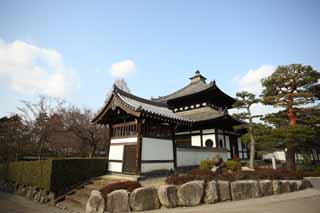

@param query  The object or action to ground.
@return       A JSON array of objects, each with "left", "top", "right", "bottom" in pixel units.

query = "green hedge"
[
  {"left": 5, "top": 158, "right": 107, "bottom": 196},
  {"left": 0, "top": 164, "right": 6, "bottom": 180}
]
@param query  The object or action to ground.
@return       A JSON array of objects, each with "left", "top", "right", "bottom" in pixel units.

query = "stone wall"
[
  {"left": 86, "top": 179, "right": 313, "bottom": 213},
  {"left": 0, "top": 180, "right": 55, "bottom": 204}
]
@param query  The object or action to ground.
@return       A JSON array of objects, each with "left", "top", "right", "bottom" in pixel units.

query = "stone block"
[
  {"left": 230, "top": 180, "right": 261, "bottom": 200},
  {"left": 217, "top": 181, "right": 231, "bottom": 201},
  {"left": 130, "top": 186, "right": 160, "bottom": 211},
  {"left": 259, "top": 180, "right": 273, "bottom": 196},
  {"left": 177, "top": 180, "right": 204, "bottom": 207},
  {"left": 158, "top": 185, "right": 177, "bottom": 208},
  {"left": 86, "top": 190, "right": 105, "bottom": 213},
  {"left": 106, "top": 189, "right": 130, "bottom": 213},
  {"left": 204, "top": 180, "right": 219, "bottom": 204}
]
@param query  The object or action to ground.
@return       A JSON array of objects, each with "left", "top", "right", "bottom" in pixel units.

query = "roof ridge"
[
  {"left": 152, "top": 81, "right": 214, "bottom": 102},
  {"left": 114, "top": 84, "right": 168, "bottom": 107}
]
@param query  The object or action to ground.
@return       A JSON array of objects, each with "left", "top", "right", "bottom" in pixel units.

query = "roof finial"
[{"left": 190, "top": 70, "right": 206, "bottom": 83}]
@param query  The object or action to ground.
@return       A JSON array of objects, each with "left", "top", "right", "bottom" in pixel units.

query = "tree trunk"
[
  {"left": 286, "top": 146, "right": 296, "bottom": 171},
  {"left": 287, "top": 106, "right": 297, "bottom": 171},
  {"left": 249, "top": 133, "right": 255, "bottom": 169},
  {"left": 89, "top": 144, "right": 96, "bottom": 158}
]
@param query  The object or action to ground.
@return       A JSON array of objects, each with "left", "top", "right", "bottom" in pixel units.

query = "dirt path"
[{"left": 0, "top": 192, "right": 64, "bottom": 213}]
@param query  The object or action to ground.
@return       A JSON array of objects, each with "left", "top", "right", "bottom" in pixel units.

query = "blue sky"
[{"left": 0, "top": 0, "right": 320, "bottom": 117}]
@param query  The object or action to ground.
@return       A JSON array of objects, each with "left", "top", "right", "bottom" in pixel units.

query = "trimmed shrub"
[
  {"left": 0, "top": 164, "right": 6, "bottom": 180},
  {"left": 5, "top": 158, "right": 108, "bottom": 196},
  {"left": 225, "top": 160, "right": 241, "bottom": 171},
  {"left": 100, "top": 181, "right": 141, "bottom": 198},
  {"left": 50, "top": 158, "right": 108, "bottom": 195},
  {"left": 200, "top": 160, "right": 216, "bottom": 170}
]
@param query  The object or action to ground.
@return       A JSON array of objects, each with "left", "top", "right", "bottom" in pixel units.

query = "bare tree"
[
  {"left": 17, "top": 96, "right": 65, "bottom": 159},
  {"left": 59, "top": 106, "right": 108, "bottom": 158}
]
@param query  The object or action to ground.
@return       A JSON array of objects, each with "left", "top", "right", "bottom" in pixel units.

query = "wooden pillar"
[
  {"left": 136, "top": 119, "right": 142, "bottom": 174},
  {"left": 172, "top": 125, "right": 177, "bottom": 170},
  {"left": 200, "top": 129, "right": 203, "bottom": 147},
  {"left": 106, "top": 124, "right": 113, "bottom": 171}
]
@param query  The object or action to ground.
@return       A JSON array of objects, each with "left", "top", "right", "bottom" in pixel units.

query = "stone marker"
[
  {"left": 204, "top": 180, "right": 219, "bottom": 204},
  {"left": 177, "top": 180, "right": 204, "bottom": 206},
  {"left": 107, "top": 189, "right": 130, "bottom": 213},
  {"left": 86, "top": 190, "right": 105, "bottom": 213},
  {"left": 259, "top": 180, "right": 273, "bottom": 196},
  {"left": 217, "top": 181, "right": 231, "bottom": 201},
  {"left": 230, "top": 180, "right": 261, "bottom": 200},
  {"left": 130, "top": 186, "right": 160, "bottom": 211},
  {"left": 158, "top": 185, "right": 177, "bottom": 208}
]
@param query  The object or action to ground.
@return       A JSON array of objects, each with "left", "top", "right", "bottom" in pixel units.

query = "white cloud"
[
  {"left": 236, "top": 65, "right": 275, "bottom": 95},
  {"left": 0, "top": 39, "right": 77, "bottom": 98},
  {"left": 232, "top": 65, "right": 278, "bottom": 118},
  {"left": 110, "top": 59, "right": 136, "bottom": 78}
]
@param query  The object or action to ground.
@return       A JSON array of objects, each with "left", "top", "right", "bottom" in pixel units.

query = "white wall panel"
[
  {"left": 111, "top": 137, "right": 137, "bottom": 144},
  {"left": 109, "top": 145, "right": 124, "bottom": 160},
  {"left": 191, "top": 135, "right": 201, "bottom": 146},
  {"left": 141, "top": 163, "right": 174, "bottom": 173},
  {"left": 202, "top": 129, "right": 215, "bottom": 134},
  {"left": 202, "top": 134, "right": 216, "bottom": 147},
  {"left": 108, "top": 162, "right": 122, "bottom": 172},
  {"left": 177, "top": 147, "right": 228, "bottom": 167},
  {"left": 142, "top": 137, "right": 173, "bottom": 161}
]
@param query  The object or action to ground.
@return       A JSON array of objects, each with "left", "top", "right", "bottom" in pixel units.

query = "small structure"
[{"left": 92, "top": 71, "right": 248, "bottom": 174}]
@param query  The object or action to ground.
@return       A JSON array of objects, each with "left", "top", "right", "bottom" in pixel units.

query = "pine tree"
[
  {"left": 233, "top": 91, "right": 260, "bottom": 169},
  {"left": 261, "top": 64, "right": 320, "bottom": 170}
]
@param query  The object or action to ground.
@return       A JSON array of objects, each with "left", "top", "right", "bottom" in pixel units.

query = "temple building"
[{"left": 92, "top": 71, "right": 248, "bottom": 174}]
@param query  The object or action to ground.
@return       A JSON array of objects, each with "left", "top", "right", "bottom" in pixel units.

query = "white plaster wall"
[
  {"left": 263, "top": 151, "right": 286, "bottom": 161},
  {"left": 237, "top": 138, "right": 242, "bottom": 151},
  {"left": 141, "top": 137, "right": 173, "bottom": 160},
  {"left": 141, "top": 163, "right": 174, "bottom": 173},
  {"left": 202, "top": 134, "right": 216, "bottom": 147},
  {"left": 177, "top": 148, "right": 228, "bottom": 167},
  {"left": 202, "top": 129, "right": 215, "bottom": 134},
  {"left": 217, "top": 129, "right": 225, "bottom": 146},
  {"left": 225, "top": 138, "right": 231, "bottom": 159},
  {"left": 191, "top": 135, "right": 201, "bottom": 146},
  {"left": 108, "top": 162, "right": 122, "bottom": 172},
  {"left": 109, "top": 145, "right": 124, "bottom": 160},
  {"left": 111, "top": 137, "right": 137, "bottom": 144}
]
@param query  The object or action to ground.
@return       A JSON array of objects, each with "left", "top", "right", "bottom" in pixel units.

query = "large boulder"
[
  {"left": 86, "top": 190, "right": 105, "bottom": 213},
  {"left": 177, "top": 180, "right": 204, "bottom": 206},
  {"left": 298, "top": 179, "right": 313, "bottom": 190},
  {"left": 158, "top": 185, "right": 177, "bottom": 208},
  {"left": 217, "top": 181, "right": 231, "bottom": 201},
  {"left": 130, "top": 186, "right": 160, "bottom": 211},
  {"left": 107, "top": 189, "right": 130, "bottom": 213},
  {"left": 204, "top": 180, "right": 219, "bottom": 204},
  {"left": 289, "top": 181, "right": 298, "bottom": 192},
  {"left": 259, "top": 180, "right": 273, "bottom": 196},
  {"left": 272, "top": 180, "right": 290, "bottom": 194},
  {"left": 230, "top": 180, "right": 261, "bottom": 200}
]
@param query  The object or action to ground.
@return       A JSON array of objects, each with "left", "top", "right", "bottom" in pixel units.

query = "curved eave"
[{"left": 166, "top": 84, "right": 235, "bottom": 108}]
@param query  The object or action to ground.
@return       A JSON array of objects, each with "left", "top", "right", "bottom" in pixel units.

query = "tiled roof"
[
  {"left": 175, "top": 107, "right": 224, "bottom": 122},
  {"left": 115, "top": 88, "right": 192, "bottom": 123},
  {"left": 152, "top": 81, "right": 215, "bottom": 103}
]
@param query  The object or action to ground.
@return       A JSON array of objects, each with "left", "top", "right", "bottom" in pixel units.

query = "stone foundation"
[
  {"left": 85, "top": 179, "right": 313, "bottom": 213},
  {"left": 0, "top": 180, "right": 54, "bottom": 204}
]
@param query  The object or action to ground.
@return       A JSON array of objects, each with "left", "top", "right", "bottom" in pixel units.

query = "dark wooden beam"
[
  {"left": 136, "top": 119, "right": 142, "bottom": 174},
  {"left": 172, "top": 125, "right": 177, "bottom": 169}
]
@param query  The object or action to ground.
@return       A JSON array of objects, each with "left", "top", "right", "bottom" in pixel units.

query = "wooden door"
[
  {"left": 229, "top": 135, "right": 239, "bottom": 159},
  {"left": 123, "top": 145, "right": 137, "bottom": 173}
]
